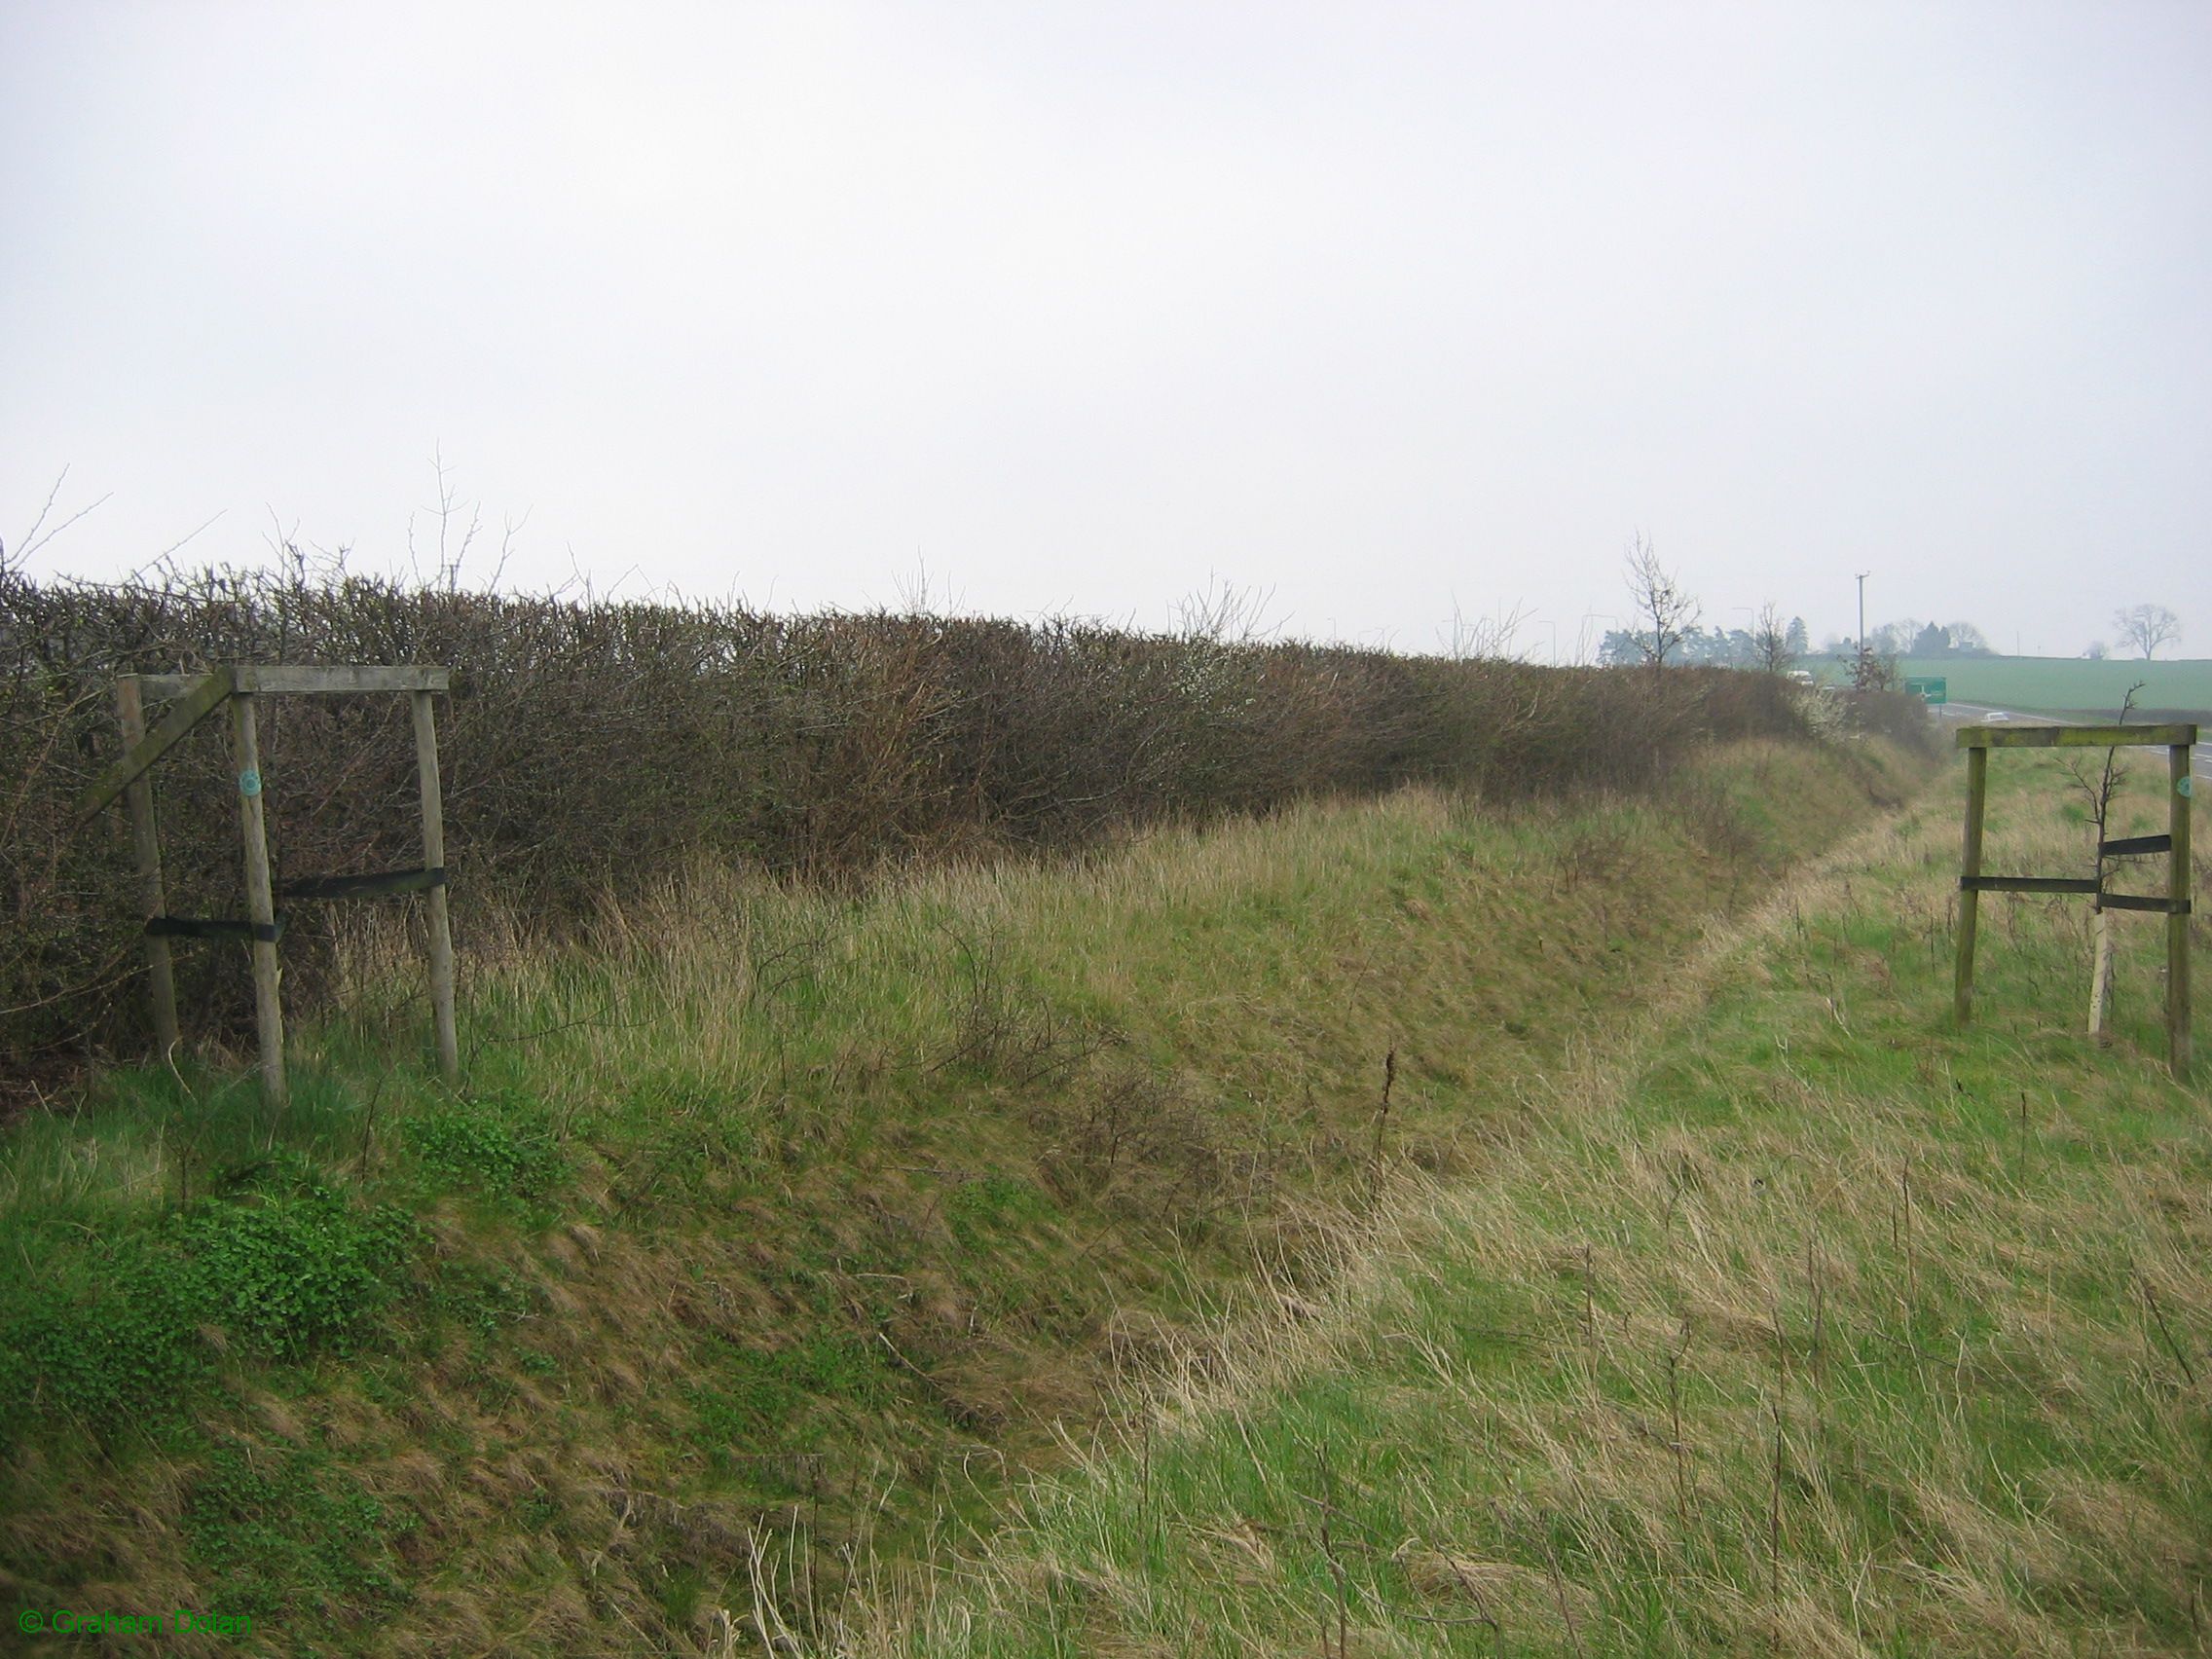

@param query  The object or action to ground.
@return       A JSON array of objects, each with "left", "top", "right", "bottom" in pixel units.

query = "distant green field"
[{"left": 1889, "top": 655, "right": 2212, "bottom": 716}]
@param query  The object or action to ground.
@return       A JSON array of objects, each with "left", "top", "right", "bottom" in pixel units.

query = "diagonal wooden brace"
[{"left": 74, "top": 669, "right": 236, "bottom": 822}]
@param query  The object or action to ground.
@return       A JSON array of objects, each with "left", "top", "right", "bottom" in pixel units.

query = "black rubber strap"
[
  {"left": 276, "top": 866, "right": 447, "bottom": 901},
  {"left": 1960, "top": 875, "right": 2100, "bottom": 895},
  {"left": 145, "top": 914, "right": 287, "bottom": 943},
  {"left": 2099, "top": 833, "right": 2174, "bottom": 858}
]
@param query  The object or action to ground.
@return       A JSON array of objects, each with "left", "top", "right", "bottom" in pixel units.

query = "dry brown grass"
[
  {"left": 0, "top": 737, "right": 1924, "bottom": 1655},
  {"left": 2, "top": 560, "right": 1817, "bottom": 1086},
  {"left": 812, "top": 755, "right": 2209, "bottom": 1658}
]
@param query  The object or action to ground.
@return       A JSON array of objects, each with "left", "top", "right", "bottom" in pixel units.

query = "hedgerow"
[{"left": 2, "top": 560, "right": 1806, "bottom": 1082}]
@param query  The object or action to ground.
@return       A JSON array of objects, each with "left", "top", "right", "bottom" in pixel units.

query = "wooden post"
[
  {"left": 2089, "top": 788, "right": 2114, "bottom": 1041},
  {"left": 2170, "top": 742, "right": 2194, "bottom": 1080},
  {"left": 1955, "top": 744, "right": 1988, "bottom": 1026},
  {"left": 116, "top": 677, "right": 181, "bottom": 1056},
  {"left": 2088, "top": 903, "right": 2115, "bottom": 1041},
  {"left": 230, "top": 691, "right": 287, "bottom": 1105},
  {"left": 412, "top": 689, "right": 459, "bottom": 1082}
]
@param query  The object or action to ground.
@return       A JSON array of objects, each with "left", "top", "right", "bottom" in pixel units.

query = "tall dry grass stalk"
[{"left": 806, "top": 757, "right": 2208, "bottom": 1658}]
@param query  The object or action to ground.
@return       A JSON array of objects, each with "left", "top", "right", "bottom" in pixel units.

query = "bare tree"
[
  {"left": 1437, "top": 597, "right": 1530, "bottom": 661},
  {"left": 1174, "top": 576, "right": 1283, "bottom": 644},
  {"left": 1851, "top": 644, "right": 1899, "bottom": 691},
  {"left": 12, "top": 466, "right": 112, "bottom": 569},
  {"left": 2062, "top": 683, "right": 2144, "bottom": 1038},
  {"left": 1622, "top": 534, "right": 1699, "bottom": 670},
  {"left": 2113, "top": 603, "right": 2182, "bottom": 660},
  {"left": 1872, "top": 618, "right": 1924, "bottom": 657},
  {"left": 1751, "top": 601, "right": 1793, "bottom": 675}
]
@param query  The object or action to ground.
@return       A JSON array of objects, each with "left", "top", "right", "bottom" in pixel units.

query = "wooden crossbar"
[
  {"left": 1955, "top": 722, "right": 2196, "bottom": 749},
  {"left": 135, "top": 665, "right": 451, "bottom": 699}
]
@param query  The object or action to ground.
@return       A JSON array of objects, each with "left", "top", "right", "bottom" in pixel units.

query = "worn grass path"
[{"left": 823, "top": 752, "right": 2210, "bottom": 1658}]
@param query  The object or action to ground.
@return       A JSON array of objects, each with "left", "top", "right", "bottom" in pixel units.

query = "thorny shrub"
[{"left": 2, "top": 561, "right": 1808, "bottom": 1088}]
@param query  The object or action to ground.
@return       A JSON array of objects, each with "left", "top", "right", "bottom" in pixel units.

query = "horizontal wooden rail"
[
  {"left": 1955, "top": 722, "right": 2196, "bottom": 750},
  {"left": 135, "top": 665, "right": 452, "bottom": 699}
]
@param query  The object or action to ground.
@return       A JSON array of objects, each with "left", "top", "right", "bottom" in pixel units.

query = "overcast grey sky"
[{"left": 6, "top": 1, "right": 2208, "bottom": 658}]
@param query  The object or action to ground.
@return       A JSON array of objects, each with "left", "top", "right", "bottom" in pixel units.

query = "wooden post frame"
[
  {"left": 84, "top": 664, "right": 457, "bottom": 1102},
  {"left": 1953, "top": 721, "right": 2194, "bottom": 1080}
]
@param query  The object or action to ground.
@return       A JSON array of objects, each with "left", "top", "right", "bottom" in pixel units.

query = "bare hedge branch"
[{"left": 0, "top": 565, "right": 1808, "bottom": 1091}]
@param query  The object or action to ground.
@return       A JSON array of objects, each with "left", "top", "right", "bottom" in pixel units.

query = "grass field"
[
  {"left": 0, "top": 736, "right": 1921, "bottom": 1655},
  {"left": 1890, "top": 656, "right": 2212, "bottom": 719},
  {"left": 829, "top": 749, "right": 2211, "bottom": 1657}
]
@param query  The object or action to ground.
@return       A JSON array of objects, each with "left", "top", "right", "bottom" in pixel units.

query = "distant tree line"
[
  {"left": 1822, "top": 606, "right": 2186, "bottom": 664},
  {"left": 1598, "top": 616, "right": 1809, "bottom": 670},
  {"left": 1605, "top": 530, "right": 2187, "bottom": 672},
  {"left": 1812, "top": 619, "right": 1995, "bottom": 659},
  {"left": 1604, "top": 539, "right": 1809, "bottom": 672},
  {"left": 1603, "top": 538, "right": 2009, "bottom": 675}
]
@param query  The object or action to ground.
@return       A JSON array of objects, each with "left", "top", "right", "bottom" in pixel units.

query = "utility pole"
[{"left": 1849, "top": 574, "right": 1866, "bottom": 685}]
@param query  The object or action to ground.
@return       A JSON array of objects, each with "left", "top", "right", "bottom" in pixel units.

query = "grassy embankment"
[
  {"left": 0, "top": 735, "right": 1913, "bottom": 1655},
  {"left": 1891, "top": 657, "right": 2212, "bottom": 721},
  {"left": 825, "top": 739, "right": 2211, "bottom": 1657}
]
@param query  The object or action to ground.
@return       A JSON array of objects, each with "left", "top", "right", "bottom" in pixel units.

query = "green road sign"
[{"left": 1904, "top": 676, "right": 1948, "bottom": 706}]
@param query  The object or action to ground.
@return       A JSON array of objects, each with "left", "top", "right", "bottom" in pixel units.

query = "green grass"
[
  {"left": 0, "top": 737, "right": 1924, "bottom": 1654},
  {"left": 1891, "top": 655, "right": 2212, "bottom": 719},
  {"left": 831, "top": 753, "right": 2210, "bottom": 1658}
]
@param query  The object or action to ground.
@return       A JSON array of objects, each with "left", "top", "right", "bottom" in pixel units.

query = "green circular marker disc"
[
  {"left": 239, "top": 769, "right": 262, "bottom": 797},
  {"left": 2179, "top": 775, "right": 2194, "bottom": 798}
]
